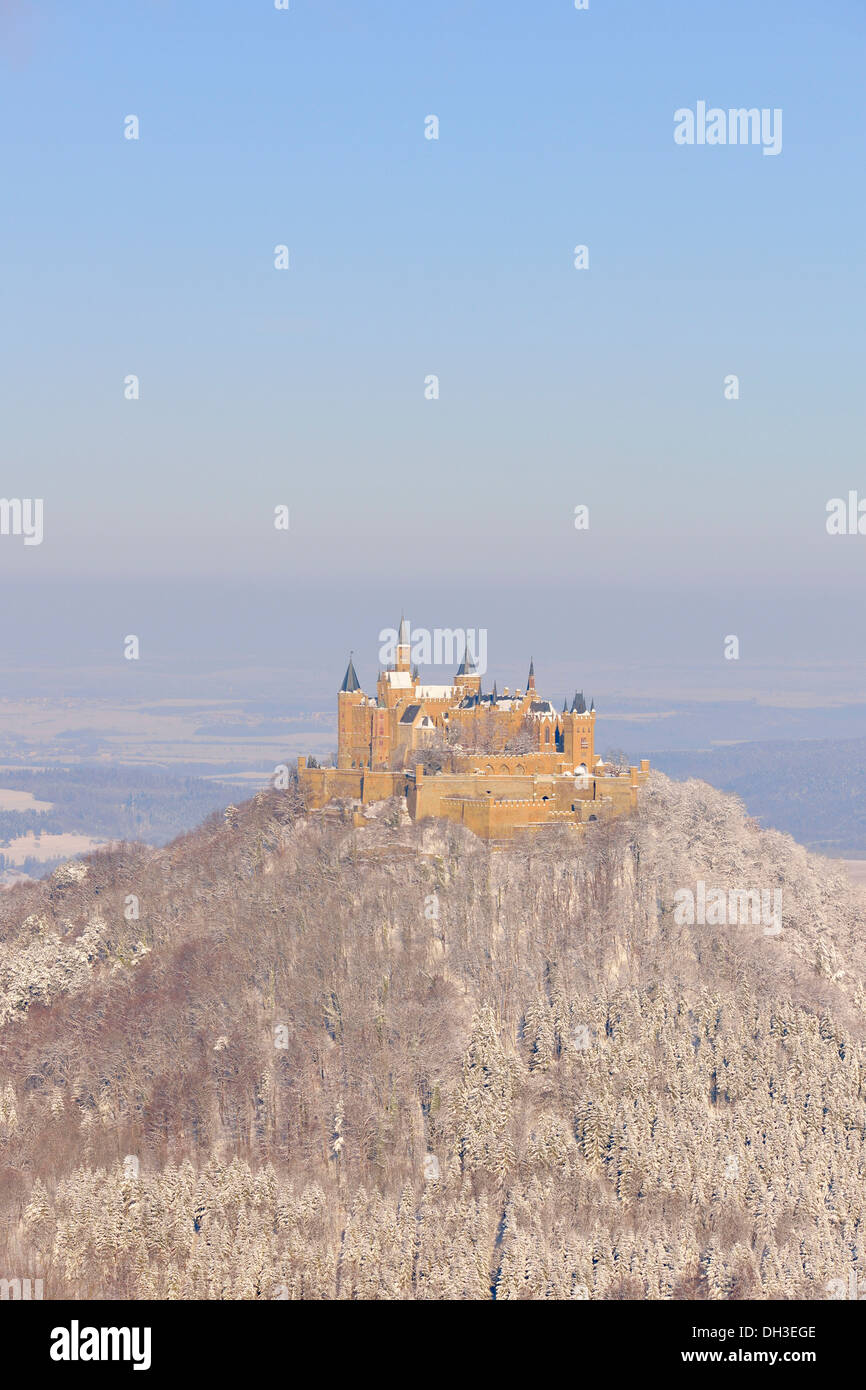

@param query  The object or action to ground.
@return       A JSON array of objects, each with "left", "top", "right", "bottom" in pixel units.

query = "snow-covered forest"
[{"left": 1, "top": 774, "right": 864, "bottom": 1299}]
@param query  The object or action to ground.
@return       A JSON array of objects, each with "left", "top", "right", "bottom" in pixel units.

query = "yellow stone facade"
[{"left": 298, "top": 617, "right": 650, "bottom": 841}]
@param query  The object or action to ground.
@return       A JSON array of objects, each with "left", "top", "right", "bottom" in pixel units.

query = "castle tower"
[
  {"left": 527, "top": 658, "right": 536, "bottom": 694},
  {"left": 371, "top": 702, "right": 391, "bottom": 769},
  {"left": 396, "top": 613, "right": 411, "bottom": 673},
  {"left": 562, "top": 689, "right": 595, "bottom": 770},
  {"left": 337, "top": 654, "right": 372, "bottom": 768},
  {"left": 453, "top": 633, "right": 482, "bottom": 698}
]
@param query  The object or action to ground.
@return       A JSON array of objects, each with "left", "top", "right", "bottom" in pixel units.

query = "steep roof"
[
  {"left": 530, "top": 699, "right": 556, "bottom": 716},
  {"left": 455, "top": 636, "right": 477, "bottom": 676},
  {"left": 340, "top": 656, "right": 361, "bottom": 693}
]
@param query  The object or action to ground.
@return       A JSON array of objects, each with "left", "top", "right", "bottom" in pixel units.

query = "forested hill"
[
  {"left": 1, "top": 774, "right": 864, "bottom": 1300},
  {"left": 651, "top": 735, "right": 866, "bottom": 855}
]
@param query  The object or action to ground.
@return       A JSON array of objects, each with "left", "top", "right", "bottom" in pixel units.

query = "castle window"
[
  {"left": 581, "top": 738, "right": 588, "bottom": 749},
  {"left": 545, "top": 726, "right": 550, "bottom": 744}
]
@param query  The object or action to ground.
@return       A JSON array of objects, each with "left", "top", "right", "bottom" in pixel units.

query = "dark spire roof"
[
  {"left": 493, "top": 681, "right": 498, "bottom": 701},
  {"left": 590, "top": 696, "right": 595, "bottom": 712},
  {"left": 572, "top": 690, "right": 587, "bottom": 714},
  {"left": 527, "top": 657, "right": 535, "bottom": 685},
  {"left": 398, "top": 612, "right": 409, "bottom": 646},
  {"left": 340, "top": 653, "right": 361, "bottom": 693},
  {"left": 411, "top": 664, "right": 420, "bottom": 681},
  {"left": 562, "top": 697, "right": 568, "bottom": 714},
  {"left": 456, "top": 634, "right": 477, "bottom": 676}
]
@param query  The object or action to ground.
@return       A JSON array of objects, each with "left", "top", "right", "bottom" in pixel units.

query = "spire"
[
  {"left": 456, "top": 633, "right": 477, "bottom": 676},
  {"left": 571, "top": 690, "right": 587, "bottom": 714},
  {"left": 395, "top": 611, "right": 411, "bottom": 672},
  {"left": 493, "top": 681, "right": 498, "bottom": 702},
  {"left": 340, "top": 653, "right": 361, "bottom": 693},
  {"left": 562, "top": 696, "right": 568, "bottom": 714},
  {"left": 527, "top": 657, "right": 536, "bottom": 691},
  {"left": 411, "top": 664, "right": 420, "bottom": 682},
  {"left": 589, "top": 696, "right": 595, "bottom": 713}
]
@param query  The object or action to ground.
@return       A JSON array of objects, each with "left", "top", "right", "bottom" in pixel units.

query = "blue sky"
[{"left": 1, "top": 1, "right": 865, "bottom": 709}]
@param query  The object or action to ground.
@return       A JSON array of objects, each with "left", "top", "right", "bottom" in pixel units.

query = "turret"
[
  {"left": 454, "top": 632, "right": 482, "bottom": 697},
  {"left": 396, "top": 613, "right": 411, "bottom": 673},
  {"left": 563, "top": 689, "right": 595, "bottom": 769},
  {"left": 337, "top": 653, "right": 371, "bottom": 768}
]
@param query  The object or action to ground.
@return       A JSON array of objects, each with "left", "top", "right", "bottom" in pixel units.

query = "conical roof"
[
  {"left": 456, "top": 635, "right": 477, "bottom": 675},
  {"left": 340, "top": 654, "right": 361, "bottom": 693}
]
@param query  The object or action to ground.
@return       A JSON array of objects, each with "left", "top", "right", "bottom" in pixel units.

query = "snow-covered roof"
[
  {"left": 529, "top": 700, "right": 557, "bottom": 718},
  {"left": 417, "top": 684, "right": 453, "bottom": 699}
]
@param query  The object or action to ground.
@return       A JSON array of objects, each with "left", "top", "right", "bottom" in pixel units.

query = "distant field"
[
  {"left": 0, "top": 788, "right": 53, "bottom": 812},
  {"left": 2, "top": 831, "right": 108, "bottom": 865},
  {"left": 0, "top": 695, "right": 335, "bottom": 769},
  {"left": 0, "top": 765, "right": 244, "bottom": 884}
]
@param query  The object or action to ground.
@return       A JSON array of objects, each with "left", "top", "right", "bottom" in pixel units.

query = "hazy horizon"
[{"left": 2, "top": 2, "right": 864, "bottom": 780}]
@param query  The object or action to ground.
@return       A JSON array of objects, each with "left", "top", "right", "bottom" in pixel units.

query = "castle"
[{"left": 298, "top": 616, "right": 650, "bottom": 841}]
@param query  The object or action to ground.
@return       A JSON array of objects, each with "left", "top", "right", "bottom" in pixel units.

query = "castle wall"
[
  {"left": 454, "top": 752, "right": 573, "bottom": 776},
  {"left": 360, "top": 770, "right": 410, "bottom": 804},
  {"left": 410, "top": 771, "right": 538, "bottom": 820},
  {"left": 298, "top": 761, "right": 407, "bottom": 810},
  {"left": 298, "top": 764, "right": 363, "bottom": 808},
  {"left": 302, "top": 750, "right": 648, "bottom": 834}
]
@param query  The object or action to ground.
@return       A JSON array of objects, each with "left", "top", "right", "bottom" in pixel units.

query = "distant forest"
[
  {"left": 0, "top": 766, "right": 239, "bottom": 870},
  {"left": 651, "top": 736, "right": 866, "bottom": 856}
]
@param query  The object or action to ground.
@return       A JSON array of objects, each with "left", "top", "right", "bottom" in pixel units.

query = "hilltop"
[{"left": 0, "top": 773, "right": 864, "bottom": 1299}]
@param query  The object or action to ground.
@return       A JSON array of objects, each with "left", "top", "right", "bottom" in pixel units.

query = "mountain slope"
[{"left": 1, "top": 775, "right": 864, "bottom": 1300}]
